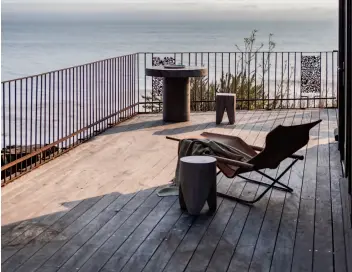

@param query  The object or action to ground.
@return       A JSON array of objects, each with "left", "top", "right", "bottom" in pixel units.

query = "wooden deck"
[{"left": 1, "top": 109, "right": 350, "bottom": 272}]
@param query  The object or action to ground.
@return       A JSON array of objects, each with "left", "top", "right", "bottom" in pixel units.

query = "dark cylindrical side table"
[{"left": 146, "top": 66, "right": 208, "bottom": 122}]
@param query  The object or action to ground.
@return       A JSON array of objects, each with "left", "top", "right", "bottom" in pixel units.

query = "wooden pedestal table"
[
  {"left": 179, "top": 156, "right": 217, "bottom": 215},
  {"left": 216, "top": 93, "right": 236, "bottom": 124},
  {"left": 145, "top": 66, "right": 208, "bottom": 122}
]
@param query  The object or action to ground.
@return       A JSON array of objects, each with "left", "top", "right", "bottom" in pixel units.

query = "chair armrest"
[
  {"left": 211, "top": 156, "right": 254, "bottom": 170},
  {"left": 166, "top": 136, "right": 181, "bottom": 142}
]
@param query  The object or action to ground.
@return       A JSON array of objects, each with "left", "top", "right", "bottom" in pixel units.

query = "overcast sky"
[{"left": 2, "top": 0, "right": 338, "bottom": 20}]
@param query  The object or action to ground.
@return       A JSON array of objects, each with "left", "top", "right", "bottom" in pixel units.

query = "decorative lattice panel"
[
  {"left": 301, "top": 55, "right": 321, "bottom": 94},
  {"left": 152, "top": 57, "right": 175, "bottom": 96}
]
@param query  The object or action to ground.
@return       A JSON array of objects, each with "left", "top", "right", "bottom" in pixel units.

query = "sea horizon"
[{"left": 1, "top": 15, "right": 338, "bottom": 81}]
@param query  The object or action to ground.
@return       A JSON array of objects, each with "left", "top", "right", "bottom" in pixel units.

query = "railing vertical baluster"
[
  {"left": 102, "top": 60, "right": 104, "bottom": 127},
  {"left": 84, "top": 66, "right": 87, "bottom": 139},
  {"left": 126, "top": 56, "right": 128, "bottom": 117},
  {"left": 215, "top": 53, "right": 217, "bottom": 96},
  {"left": 234, "top": 52, "right": 237, "bottom": 103},
  {"left": 332, "top": 51, "right": 335, "bottom": 107},
  {"left": 129, "top": 55, "right": 132, "bottom": 114},
  {"left": 20, "top": 79, "right": 23, "bottom": 171},
  {"left": 247, "top": 51, "right": 250, "bottom": 110},
  {"left": 95, "top": 63, "right": 97, "bottom": 134},
  {"left": 123, "top": 56, "right": 125, "bottom": 117},
  {"left": 65, "top": 70, "right": 68, "bottom": 148},
  {"left": 207, "top": 53, "right": 210, "bottom": 110},
  {"left": 326, "top": 52, "right": 328, "bottom": 108},
  {"left": 281, "top": 53, "right": 284, "bottom": 109},
  {"left": 137, "top": 54, "right": 140, "bottom": 113},
  {"left": 60, "top": 70, "right": 63, "bottom": 149},
  {"left": 262, "top": 52, "right": 265, "bottom": 110},
  {"left": 294, "top": 53, "right": 296, "bottom": 108},
  {"left": 53, "top": 72, "right": 56, "bottom": 149},
  {"left": 241, "top": 52, "right": 244, "bottom": 109},
  {"left": 14, "top": 80, "right": 18, "bottom": 175},
  {"left": 123, "top": 56, "right": 128, "bottom": 119},
  {"left": 97, "top": 64, "right": 100, "bottom": 132},
  {"left": 151, "top": 53, "right": 154, "bottom": 112},
  {"left": 57, "top": 70, "right": 60, "bottom": 153},
  {"left": 194, "top": 53, "right": 198, "bottom": 110},
  {"left": 111, "top": 58, "right": 113, "bottom": 123},
  {"left": 102, "top": 61, "right": 105, "bottom": 129},
  {"left": 72, "top": 68, "right": 75, "bottom": 145},
  {"left": 112, "top": 58, "right": 115, "bottom": 123},
  {"left": 107, "top": 60, "right": 109, "bottom": 126},
  {"left": 200, "top": 53, "right": 204, "bottom": 111},
  {"left": 125, "top": 56, "right": 127, "bottom": 117},
  {"left": 268, "top": 52, "right": 270, "bottom": 109},
  {"left": 104, "top": 60, "right": 107, "bottom": 127},
  {"left": 9, "top": 82, "right": 12, "bottom": 177},
  {"left": 144, "top": 53, "right": 147, "bottom": 113},
  {"left": 106, "top": 61, "right": 109, "bottom": 126},
  {"left": 118, "top": 57, "right": 121, "bottom": 118},
  {"left": 30, "top": 77, "right": 33, "bottom": 168},
  {"left": 70, "top": 68, "right": 73, "bottom": 146},
  {"left": 35, "top": 76, "right": 39, "bottom": 162},
  {"left": 121, "top": 57, "right": 124, "bottom": 118},
  {"left": 132, "top": 55, "right": 135, "bottom": 115},
  {"left": 116, "top": 58, "right": 118, "bottom": 119},
  {"left": 89, "top": 64, "right": 92, "bottom": 137},
  {"left": 120, "top": 57, "right": 123, "bottom": 118},
  {"left": 2, "top": 83, "right": 6, "bottom": 182},
  {"left": 129, "top": 55, "right": 131, "bottom": 116},
  {"left": 134, "top": 54, "right": 136, "bottom": 114},
  {"left": 40, "top": 75, "right": 43, "bottom": 153},
  {"left": 300, "top": 52, "right": 303, "bottom": 109},
  {"left": 276, "top": 52, "right": 279, "bottom": 109},
  {"left": 254, "top": 52, "right": 257, "bottom": 109},
  {"left": 80, "top": 65, "right": 83, "bottom": 139},
  {"left": 287, "top": 52, "right": 290, "bottom": 109},
  {"left": 1, "top": 83, "right": 8, "bottom": 183},
  {"left": 221, "top": 53, "right": 223, "bottom": 92}
]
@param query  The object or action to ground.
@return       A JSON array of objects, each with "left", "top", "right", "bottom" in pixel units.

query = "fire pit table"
[{"left": 146, "top": 65, "right": 208, "bottom": 122}]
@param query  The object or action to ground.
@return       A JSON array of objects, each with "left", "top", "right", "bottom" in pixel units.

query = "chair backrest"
[{"left": 248, "top": 119, "right": 322, "bottom": 169}]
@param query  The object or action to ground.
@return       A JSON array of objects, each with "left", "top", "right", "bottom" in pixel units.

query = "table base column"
[{"left": 163, "top": 77, "right": 190, "bottom": 122}]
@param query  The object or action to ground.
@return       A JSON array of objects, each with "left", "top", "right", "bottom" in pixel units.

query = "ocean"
[
  {"left": 0, "top": 15, "right": 339, "bottom": 149},
  {"left": 1, "top": 18, "right": 338, "bottom": 81}
]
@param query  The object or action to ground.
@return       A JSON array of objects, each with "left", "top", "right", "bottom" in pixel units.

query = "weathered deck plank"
[
  {"left": 291, "top": 109, "right": 320, "bottom": 272},
  {"left": 1, "top": 110, "right": 348, "bottom": 272},
  {"left": 248, "top": 110, "right": 301, "bottom": 272},
  {"left": 328, "top": 109, "right": 348, "bottom": 272},
  {"left": 204, "top": 110, "right": 277, "bottom": 272},
  {"left": 227, "top": 110, "right": 288, "bottom": 272},
  {"left": 269, "top": 110, "right": 309, "bottom": 272}
]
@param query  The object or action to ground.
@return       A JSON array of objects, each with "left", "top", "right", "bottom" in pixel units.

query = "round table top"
[
  {"left": 180, "top": 156, "right": 216, "bottom": 164},
  {"left": 145, "top": 66, "right": 208, "bottom": 78}
]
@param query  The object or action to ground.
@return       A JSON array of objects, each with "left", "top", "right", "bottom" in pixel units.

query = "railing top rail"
[
  {"left": 1, "top": 52, "right": 137, "bottom": 84},
  {"left": 138, "top": 50, "right": 338, "bottom": 54},
  {"left": 2, "top": 50, "right": 339, "bottom": 84}
]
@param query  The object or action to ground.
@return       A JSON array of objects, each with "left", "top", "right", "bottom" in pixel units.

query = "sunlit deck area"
[{"left": 1, "top": 109, "right": 350, "bottom": 272}]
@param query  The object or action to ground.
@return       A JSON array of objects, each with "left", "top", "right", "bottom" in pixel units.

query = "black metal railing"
[
  {"left": 138, "top": 51, "right": 338, "bottom": 112},
  {"left": 1, "top": 54, "right": 138, "bottom": 185},
  {"left": 1, "top": 50, "right": 338, "bottom": 184}
]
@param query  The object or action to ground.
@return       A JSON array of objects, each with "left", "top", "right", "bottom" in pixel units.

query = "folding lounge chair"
[{"left": 167, "top": 119, "right": 321, "bottom": 205}]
